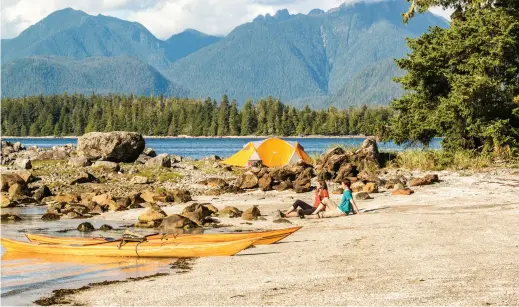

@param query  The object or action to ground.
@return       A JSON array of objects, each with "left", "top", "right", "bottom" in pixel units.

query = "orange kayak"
[
  {"left": 1, "top": 237, "right": 256, "bottom": 258},
  {"left": 26, "top": 226, "right": 302, "bottom": 246}
]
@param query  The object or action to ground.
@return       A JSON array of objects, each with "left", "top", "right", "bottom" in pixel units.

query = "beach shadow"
[
  {"left": 236, "top": 252, "right": 280, "bottom": 256},
  {"left": 362, "top": 206, "right": 390, "bottom": 213}
]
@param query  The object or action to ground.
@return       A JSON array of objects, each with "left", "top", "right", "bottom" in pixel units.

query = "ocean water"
[{"left": 3, "top": 137, "right": 442, "bottom": 159}]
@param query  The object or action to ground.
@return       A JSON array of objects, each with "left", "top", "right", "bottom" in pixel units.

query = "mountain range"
[{"left": 0, "top": 1, "right": 449, "bottom": 107}]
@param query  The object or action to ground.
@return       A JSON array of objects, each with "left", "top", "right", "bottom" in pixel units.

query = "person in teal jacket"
[{"left": 337, "top": 179, "right": 359, "bottom": 215}]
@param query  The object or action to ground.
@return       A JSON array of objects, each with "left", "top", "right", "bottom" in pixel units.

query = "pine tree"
[{"left": 217, "top": 95, "right": 229, "bottom": 136}]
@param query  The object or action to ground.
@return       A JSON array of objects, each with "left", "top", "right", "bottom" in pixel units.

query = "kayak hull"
[
  {"left": 1, "top": 238, "right": 255, "bottom": 258},
  {"left": 26, "top": 226, "right": 302, "bottom": 246}
]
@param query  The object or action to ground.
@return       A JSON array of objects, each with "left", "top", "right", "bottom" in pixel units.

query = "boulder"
[
  {"left": 269, "top": 168, "right": 296, "bottom": 181},
  {"left": 41, "top": 213, "right": 61, "bottom": 221},
  {"left": 170, "top": 155, "right": 183, "bottom": 163},
  {"left": 355, "top": 137, "right": 380, "bottom": 164},
  {"left": 351, "top": 181, "right": 365, "bottom": 193},
  {"left": 182, "top": 203, "right": 214, "bottom": 219},
  {"left": 77, "top": 131, "right": 145, "bottom": 163},
  {"left": 242, "top": 206, "right": 261, "bottom": 221},
  {"left": 113, "top": 197, "right": 131, "bottom": 211},
  {"left": 325, "top": 154, "right": 349, "bottom": 172},
  {"left": 363, "top": 182, "right": 379, "bottom": 193},
  {"left": 131, "top": 176, "right": 149, "bottom": 184},
  {"left": 68, "top": 156, "right": 91, "bottom": 167},
  {"left": 92, "top": 193, "right": 117, "bottom": 209},
  {"left": 77, "top": 222, "right": 95, "bottom": 232},
  {"left": 1, "top": 213, "right": 22, "bottom": 223},
  {"left": 204, "top": 204, "right": 219, "bottom": 214},
  {"left": 145, "top": 153, "right": 171, "bottom": 168},
  {"left": 143, "top": 148, "right": 156, "bottom": 157},
  {"left": 128, "top": 192, "right": 146, "bottom": 205},
  {"left": 140, "top": 190, "right": 172, "bottom": 203},
  {"left": 216, "top": 206, "right": 243, "bottom": 218},
  {"left": 258, "top": 174, "right": 273, "bottom": 191},
  {"left": 99, "top": 224, "right": 113, "bottom": 231},
  {"left": 14, "top": 158, "right": 32, "bottom": 169},
  {"left": 317, "top": 147, "right": 346, "bottom": 167},
  {"left": 15, "top": 170, "right": 33, "bottom": 183},
  {"left": 409, "top": 174, "right": 439, "bottom": 187},
  {"left": 135, "top": 206, "right": 167, "bottom": 228},
  {"left": 354, "top": 192, "right": 372, "bottom": 200},
  {"left": 69, "top": 171, "right": 98, "bottom": 185},
  {"left": 274, "top": 180, "right": 292, "bottom": 192},
  {"left": 206, "top": 178, "right": 228, "bottom": 189},
  {"left": 392, "top": 188, "right": 415, "bottom": 195},
  {"left": 236, "top": 173, "right": 259, "bottom": 189},
  {"left": 33, "top": 185, "right": 52, "bottom": 202},
  {"left": 1, "top": 192, "right": 16, "bottom": 208},
  {"left": 92, "top": 161, "right": 120, "bottom": 172},
  {"left": 393, "top": 183, "right": 406, "bottom": 190},
  {"left": 35, "top": 150, "right": 70, "bottom": 160},
  {"left": 80, "top": 192, "right": 98, "bottom": 205},
  {"left": 12, "top": 142, "right": 23, "bottom": 152},
  {"left": 181, "top": 209, "right": 204, "bottom": 226},
  {"left": 335, "top": 163, "right": 354, "bottom": 182},
  {"left": 172, "top": 189, "right": 192, "bottom": 203},
  {"left": 136, "top": 154, "right": 151, "bottom": 164},
  {"left": 8, "top": 183, "right": 28, "bottom": 199},
  {"left": 64, "top": 211, "right": 82, "bottom": 219},
  {"left": 159, "top": 214, "right": 197, "bottom": 231},
  {"left": 1, "top": 173, "right": 26, "bottom": 191},
  {"left": 332, "top": 188, "right": 344, "bottom": 195}
]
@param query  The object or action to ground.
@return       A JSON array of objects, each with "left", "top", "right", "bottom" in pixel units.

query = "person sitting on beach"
[
  {"left": 300, "top": 179, "right": 360, "bottom": 219},
  {"left": 281, "top": 180, "right": 331, "bottom": 218}
]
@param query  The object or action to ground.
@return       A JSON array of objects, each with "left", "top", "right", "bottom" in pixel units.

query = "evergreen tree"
[{"left": 217, "top": 95, "right": 230, "bottom": 136}]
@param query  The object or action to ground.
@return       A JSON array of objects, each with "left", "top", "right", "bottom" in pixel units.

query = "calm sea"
[{"left": 3, "top": 137, "right": 442, "bottom": 159}]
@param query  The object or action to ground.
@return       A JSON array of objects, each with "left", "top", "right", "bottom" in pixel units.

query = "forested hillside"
[{"left": 1, "top": 94, "right": 393, "bottom": 137}]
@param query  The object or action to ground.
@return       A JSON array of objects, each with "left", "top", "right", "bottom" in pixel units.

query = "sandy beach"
[{"left": 59, "top": 169, "right": 519, "bottom": 306}]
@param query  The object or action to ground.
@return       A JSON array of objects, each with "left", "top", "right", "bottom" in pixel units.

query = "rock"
[
  {"left": 145, "top": 153, "right": 171, "bottom": 168},
  {"left": 204, "top": 155, "right": 221, "bottom": 161},
  {"left": 236, "top": 173, "right": 259, "bottom": 189},
  {"left": 15, "top": 170, "right": 33, "bottom": 183},
  {"left": 181, "top": 210, "right": 204, "bottom": 226},
  {"left": 354, "top": 192, "right": 372, "bottom": 200},
  {"left": 351, "top": 181, "right": 365, "bottom": 193},
  {"left": 140, "top": 190, "right": 172, "bottom": 203},
  {"left": 170, "top": 155, "right": 183, "bottom": 163},
  {"left": 69, "top": 171, "right": 98, "bottom": 185},
  {"left": 273, "top": 218, "right": 292, "bottom": 224},
  {"left": 80, "top": 192, "right": 98, "bottom": 205},
  {"left": 77, "top": 131, "right": 145, "bottom": 163},
  {"left": 8, "top": 183, "right": 29, "bottom": 199},
  {"left": 128, "top": 193, "right": 146, "bottom": 205},
  {"left": 242, "top": 206, "right": 261, "bottom": 221},
  {"left": 99, "top": 224, "right": 113, "bottom": 231},
  {"left": 136, "top": 154, "right": 151, "bottom": 164},
  {"left": 1, "top": 213, "right": 22, "bottom": 223},
  {"left": 274, "top": 180, "right": 292, "bottom": 192},
  {"left": 138, "top": 207, "right": 167, "bottom": 223},
  {"left": 36, "top": 150, "right": 70, "bottom": 160},
  {"left": 159, "top": 214, "right": 197, "bottom": 231},
  {"left": 182, "top": 203, "right": 214, "bottom": 219},
  {"left": 206, "top": 178, "right": 228, "bottom": 189},
  {"left": 363, "top": 182, "right": 379, "bottom": 193},
  {"left": 335, "top": 163, "right": 355, "bottom": 182},
  {"left": 14, "top": 158, "right": 32, "bottom": 169},
  {"left": 258, "top": 174, "right": 273, "bottom": 191},
  {"left": 332, "top": 188, "right": 344, "bottom": 195},
  {"left": 393, "top": 183, "right": 406, "bottom": 190},
  {"left": 143, "top": 148, "right": 156, "bottom": 157},
  {"left": 68, "top": 156, "right": 91, "bottom": 167},
  {"left": 172, "top": 189, "right": 192, "bottom": 203},
  {"left": 12, "top": 142, "right": 23, "bottom": 152},
  {"left": 317, "top": 146, "right": 346, "bottom": 166},
  {"left": 47, "top": 203, "right": 64, "bottom": 214},
  {"left": 269, "top": 168, "right": 296, "bottom": 181},
  {"left": 113, "top": 197, "right": 131, "bottom": 211},
  {"left": 216, "top": 206, "right": 243, "bottom": 218},
  {"left": 33, "top": 185, "right": 52, "bottom": 201},
  {"left": 92, "top": 193, "right": 117, "bottom": 209},
  {"left": 77, "top": 222, "right": 95, "bottom": 232},
  {"left": 64, "top": 211, "right": 82, "bottom": 219},
  {"left": 93, "top": 161, "right": 120, "bottom": 172},
  {"left": 325, "top": 154, "right": 349, "bottom": 172},
  {"left": 131, "top": 176, "right": 149, "bottom": 184},
  {"left": 0, "top": 173, "right": 26, "bottom": 191},
  {"left": 409, "top": 174, "right": 439, "bottom": 187},
  {"left": 41, "top": 213, "right": 61, "bottom": 221},
  {"left": 293, "top": 176, "right": 311, "bottom": 193},
  {"left": 1, "top": 192, "right": 16, "bottom": 208},
  {"left": 392, "top": 188, "right": 415, "bottom": 195},
  {"left": 355, "top": 137, "right": 380, "bottom": 165}
]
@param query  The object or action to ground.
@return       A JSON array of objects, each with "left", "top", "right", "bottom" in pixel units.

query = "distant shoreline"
[{"left": 2, "top": 135, "right": 370, "bottom": 139}]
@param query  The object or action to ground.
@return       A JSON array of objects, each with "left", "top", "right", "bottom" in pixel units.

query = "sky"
[{"left": 0, "top": 0, "right": 452, "bottom": 40}]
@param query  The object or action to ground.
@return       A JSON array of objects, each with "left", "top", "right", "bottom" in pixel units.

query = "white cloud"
[{"left": 0, "top": 0, "right": 451, "bottom": 39}]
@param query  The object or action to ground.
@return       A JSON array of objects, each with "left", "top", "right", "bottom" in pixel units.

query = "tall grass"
[{"left": 390, "top": 149, "right": 494, "bottom": 171}]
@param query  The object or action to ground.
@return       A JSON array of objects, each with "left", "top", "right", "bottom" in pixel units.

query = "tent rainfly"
[{"left": 222, "top": 137, "right": 313, "bottom": 167}]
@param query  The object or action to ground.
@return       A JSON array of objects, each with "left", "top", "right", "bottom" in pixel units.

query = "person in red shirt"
[{"left": 281, "top": 181, "right": 330, "bottom": 218}]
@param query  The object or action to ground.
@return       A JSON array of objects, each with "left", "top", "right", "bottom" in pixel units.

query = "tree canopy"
[{"left": 392, "top": 0, "right": 519, "bottom": 156}]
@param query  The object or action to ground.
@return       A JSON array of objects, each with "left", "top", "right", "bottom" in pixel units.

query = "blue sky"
[{"left": 0, "top": 0, "right": 451, "bottom": 39}]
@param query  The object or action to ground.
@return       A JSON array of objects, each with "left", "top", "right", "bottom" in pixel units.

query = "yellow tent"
[{"left": 222, "top": 138, "right": 313, "bottom": 167}]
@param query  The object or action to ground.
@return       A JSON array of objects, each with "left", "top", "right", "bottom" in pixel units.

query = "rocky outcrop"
[{"left": 77, "top": 131, "right": 145, "bottom": 163}]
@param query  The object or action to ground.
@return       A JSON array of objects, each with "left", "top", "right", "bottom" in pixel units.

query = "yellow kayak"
[
  {"left": 26, "top": 226, "right": 302, "bottom": 246},
  {"left": 1, "top": 238, "right": 256, "bottom": 258}
]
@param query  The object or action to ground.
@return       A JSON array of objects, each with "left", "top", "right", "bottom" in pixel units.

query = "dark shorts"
[{"left": 292, "top": 200, "right": 316, "bottom": 215}]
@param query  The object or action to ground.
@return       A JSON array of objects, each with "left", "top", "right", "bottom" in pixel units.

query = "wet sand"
[{"left": 60, "top": 169, "right": 519, "bottom": 306}]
